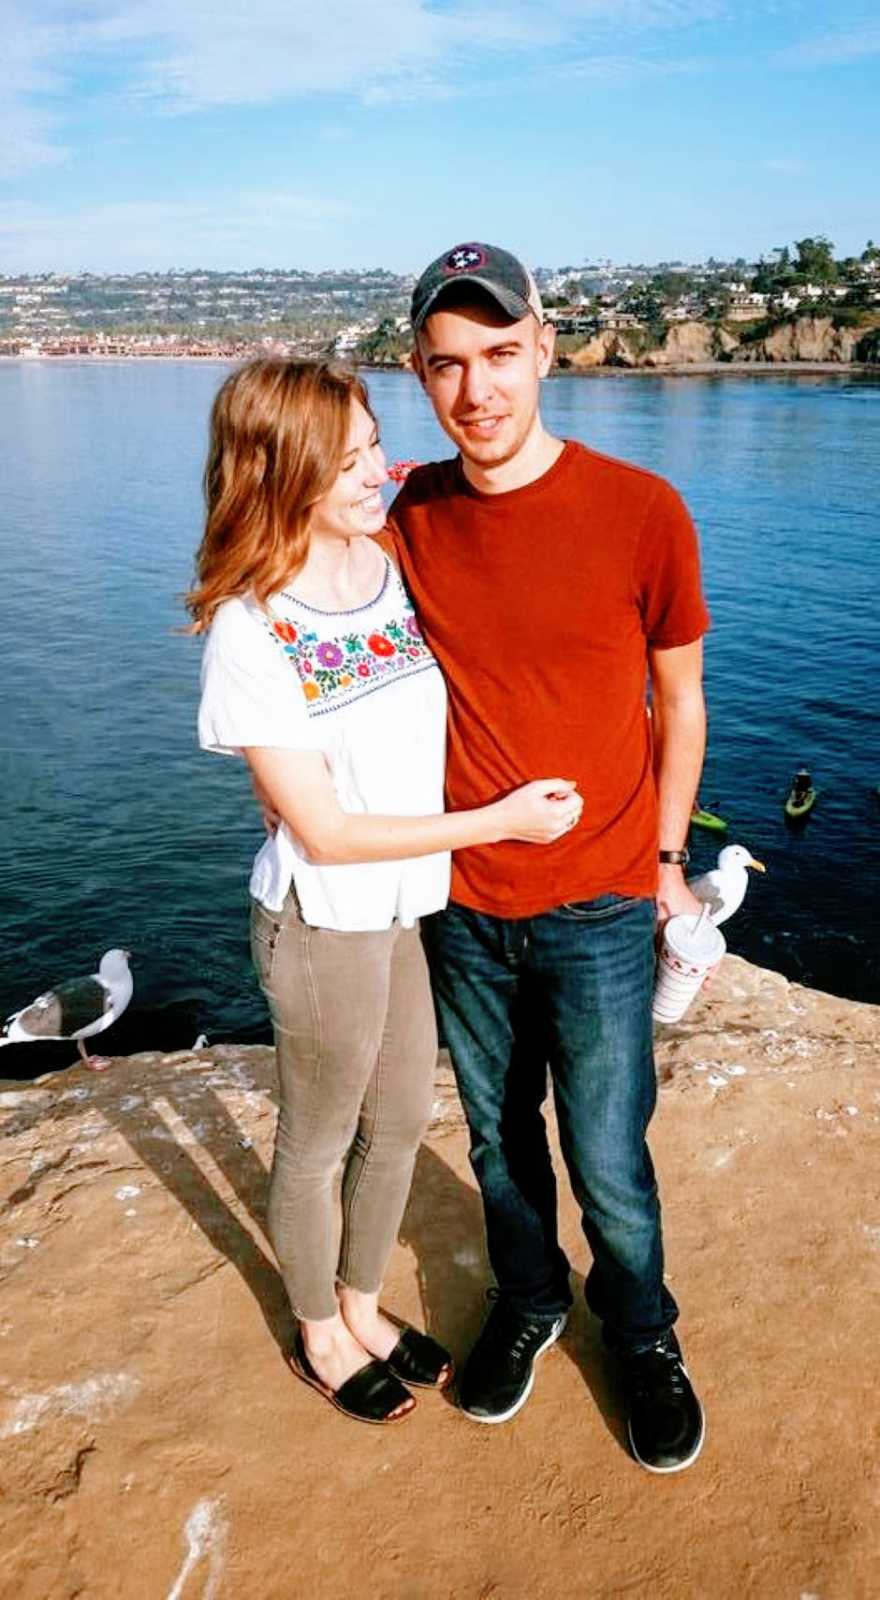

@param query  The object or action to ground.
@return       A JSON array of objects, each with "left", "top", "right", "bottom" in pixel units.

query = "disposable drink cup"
[{"left": 652, "top": 912, "right": 726, "bottom": 1024}]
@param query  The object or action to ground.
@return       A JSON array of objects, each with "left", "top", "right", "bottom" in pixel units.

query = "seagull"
[
  {"left": 688, "top": 845, "right": 766, "bottom": 925},
  {"left": 0, "top": 949, "right": 133, "bottom": 1071}
]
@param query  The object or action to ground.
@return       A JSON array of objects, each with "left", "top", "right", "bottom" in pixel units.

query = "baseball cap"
[{"left": 411, "top": 242, "right": 544, "bottom": 332}]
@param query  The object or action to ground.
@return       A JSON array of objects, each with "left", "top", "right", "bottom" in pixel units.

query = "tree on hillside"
[
  {"left": 621, "top": 284, "right": 665, "bottom": 331},
  {"left": 862, "top": 240, "right": 880, "bottom": 264},
  {"left": 650, "top": 269, "right": 694, "bottom": 299},
  {"left": 356, "top": 317, "right": 409, "bottom": 365},
  {"left": 793, "top": 236, "right": 837, "bottom": 281}
]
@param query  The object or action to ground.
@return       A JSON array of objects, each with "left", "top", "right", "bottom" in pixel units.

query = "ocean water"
[{"left": 1, "top": 362, "right": 878, "bottom": 1074}]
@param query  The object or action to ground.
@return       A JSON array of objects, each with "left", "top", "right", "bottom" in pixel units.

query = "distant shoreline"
[
  {"left": 1, "top": 354, "right": 877, "bottom": 378},
  {"left": 554, "top": 360, "right": 878, "bottom": 378}
]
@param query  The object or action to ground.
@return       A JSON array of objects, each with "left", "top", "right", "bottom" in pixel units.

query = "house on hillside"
[
  {"left": 726, "top": 291, "right": 770, "bottom": 322},
  {"left": 596, "top": 309, "right": 643, "bottom": 330}
]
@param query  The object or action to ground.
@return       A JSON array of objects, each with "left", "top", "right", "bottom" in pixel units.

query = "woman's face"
[{"left": 309, "top": 400, "right": 388, "bottom": 544}]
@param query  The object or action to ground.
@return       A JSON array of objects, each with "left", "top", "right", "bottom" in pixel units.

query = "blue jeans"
[{"left": 422, "top": 895, "right": 678, "bottom": 1350}]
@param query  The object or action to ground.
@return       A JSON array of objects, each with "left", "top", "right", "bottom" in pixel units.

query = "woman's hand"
[
  {"left": 244, "top": 748, "right": 583, "bottom": 864},
  {"left": 489, "top": 780, "right": 583, "bottom": 844},
  {"left": 250, "top": 772, "right": 281, "bottom": 837}
]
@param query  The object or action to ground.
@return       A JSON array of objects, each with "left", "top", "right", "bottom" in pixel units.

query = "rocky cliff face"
[
  {"left": 642, "top": 320, "right": 717, "bottom": 367},
  {"left": 2, "top": 955, "right": 878, "bottom": 1599},
  {"left": 739, "top": 314, "right": 862, "bottom": 364},
  {"left": 561, "top": 314, "right": 879, "bottom": 369},
  {"left": 569, "top": 330, "right": 641, "bottom": 368}
]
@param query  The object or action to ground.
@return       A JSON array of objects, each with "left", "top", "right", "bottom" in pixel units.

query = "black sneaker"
[
  {"left": 619, "top": 1330, "right": 705, "bottom": 1473},
  {"left": 458, "top": 1295, "right": 568, "bottom": 1424}
]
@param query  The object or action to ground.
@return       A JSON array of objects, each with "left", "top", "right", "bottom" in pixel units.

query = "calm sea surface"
[{"left": 1, "top": 362, "right": 878, "bottom": 1073}]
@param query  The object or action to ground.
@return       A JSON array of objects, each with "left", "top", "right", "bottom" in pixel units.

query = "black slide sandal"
[
  {"left": 386, "top": 1326, "right": 454, "bottom": 1390},
  {"left": 290, "top": 1333, "right": 416, "bottom": 1424}
]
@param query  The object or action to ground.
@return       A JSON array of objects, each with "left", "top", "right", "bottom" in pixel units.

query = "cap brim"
[{"left": 413, "top": 277, "right": 533, "bottom": 330}]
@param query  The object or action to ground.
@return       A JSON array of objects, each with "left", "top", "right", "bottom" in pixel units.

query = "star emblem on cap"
[{"left": 445, "top": 245, "right": 485, "bottom": 273}]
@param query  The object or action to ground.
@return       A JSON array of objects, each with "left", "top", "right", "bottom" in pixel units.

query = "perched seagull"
[
  {"left": 0, "top": 949, "right": 133, "bottom": 1071},
  {"left": 688, "top": 845, "right": 765, "bottom": 925}
]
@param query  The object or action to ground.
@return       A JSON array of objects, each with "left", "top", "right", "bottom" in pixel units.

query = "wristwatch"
[{"left": 659, "top": 848, "right": 690, "bottom": 866}]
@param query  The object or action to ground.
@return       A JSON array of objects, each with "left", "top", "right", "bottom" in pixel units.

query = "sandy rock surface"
[
  {"left": 2, "top": 956, "right": 878, "bottom": 1600},
  {"left": 742, "top": 315, "right": 860, "bottom": 364},
  {"left": 642, "top": 320, "right": 716, "bottom": 366}
]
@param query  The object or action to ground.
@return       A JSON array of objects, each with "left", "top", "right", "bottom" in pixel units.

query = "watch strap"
[{"left": 659, "top": 848, "right": 690, "bottom": 866}]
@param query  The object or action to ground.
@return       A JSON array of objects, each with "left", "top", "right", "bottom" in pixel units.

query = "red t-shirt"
[{"left": 384, "top": 439, "right": 710, "bottom": 918}]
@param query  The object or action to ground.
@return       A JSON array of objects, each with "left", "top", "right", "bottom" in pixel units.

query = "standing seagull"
[
  {"left": 0, "top": 949, "right": 133, "bottom": 1071},
  {"left": 688, "top": 845, "right": 766, "bottom": 926}
]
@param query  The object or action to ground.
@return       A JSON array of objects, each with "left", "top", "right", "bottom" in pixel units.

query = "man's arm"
[{"left": 649, "top": 638, "right": 706, "bottom": 928}]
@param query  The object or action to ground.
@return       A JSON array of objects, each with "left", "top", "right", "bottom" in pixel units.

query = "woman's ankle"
[
  {"left": 300, "top": 1311, "right": 350, "bottom": 1355},
  {"left": 338, "top": 1287, "right": 401, "bottom": 1359},
  {"left": 338, "top": 1286, "right": 380, "bottom": 1329}
]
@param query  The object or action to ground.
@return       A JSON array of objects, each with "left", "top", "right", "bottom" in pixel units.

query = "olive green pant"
[{"left": 251, "top": 896, "right": 437, "bottom": 1322}]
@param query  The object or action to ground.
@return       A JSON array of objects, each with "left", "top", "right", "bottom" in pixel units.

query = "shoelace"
[
  {"left": 626, "top": 1339, "right": 687, "bottom": 1398},
  {"left": 482, "top": 1291, "right": 556, "bottom": 1361}
]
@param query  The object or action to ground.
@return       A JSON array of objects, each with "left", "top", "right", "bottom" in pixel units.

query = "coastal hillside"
[
  {"left": 4, "top": 237, "right": 879, "bottom": 368},
  {"left": 2, "top": 955, "right": 878, "bottom": 1598},
  {"left": 559, "top": 313, "right": 880, "bottom": 371}
]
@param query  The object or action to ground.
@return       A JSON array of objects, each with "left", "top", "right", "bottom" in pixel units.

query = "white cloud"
[
  {"left": 556, "top": 52, "right": 707, "bottom": 82},
  {"left": 762, "top": 156, "right": 809, "bottom": 176},
  {"left": 0, "top": 190, "right": 358, "bottom": 272},
  {"left": 781, "top": 21, "right": 880, "bottom": 67},
  {"left": 0, "top": 102, "right": 68, "bottom": 180},
  {"left": 1, "top": 0, "right": 731, "bottom": 173},
  {"left": 0, "top": 6, "right": 70, "bottom": 177}
]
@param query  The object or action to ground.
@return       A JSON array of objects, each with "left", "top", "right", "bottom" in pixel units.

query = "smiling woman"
[{"left": 187, "top": 357, "right": 582, "bottom": 1427}]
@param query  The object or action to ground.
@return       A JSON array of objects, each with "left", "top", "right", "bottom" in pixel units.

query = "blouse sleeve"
[{"left": 198, "top": 598, "right": 318, "bottom": 756}]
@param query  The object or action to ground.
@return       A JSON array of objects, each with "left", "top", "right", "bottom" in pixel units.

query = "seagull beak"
[{"left": 747, "top": 858, "right": 766, "bottom": 873}]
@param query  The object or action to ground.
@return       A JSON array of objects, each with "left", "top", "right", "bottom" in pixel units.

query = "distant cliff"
[{"left": 557, "top": 314, "right": 880, "bottom": 371}]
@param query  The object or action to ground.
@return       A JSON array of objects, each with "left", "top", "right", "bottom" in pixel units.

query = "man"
[{"left": 386, "top": 242, "right": 710, "bottom": 1473}]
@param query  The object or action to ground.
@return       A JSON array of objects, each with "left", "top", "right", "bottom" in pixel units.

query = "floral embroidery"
[
  {"left": 316, "top": 641, "right": 344, "bottom": 668},
  {"left": 387, "top": 459, "right": 422, "bottom": 483},
  {"left": 265, "top": 573, "right": 436, "bottom": 716}
]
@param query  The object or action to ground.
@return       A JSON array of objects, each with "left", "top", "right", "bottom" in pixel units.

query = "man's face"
[{"left": 413, "top": 299, "right": 555, "bottom": 470}]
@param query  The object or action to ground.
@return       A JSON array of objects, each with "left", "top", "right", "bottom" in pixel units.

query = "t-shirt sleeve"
[
  {"left": 371, "top": 526, "right": 401, "bottom": 571},
  {"left": 198, "top": 599, "right": 317, "bottom": 755},
  {"left": 635, "top": 480, "right": 711, "bottom": 648}
]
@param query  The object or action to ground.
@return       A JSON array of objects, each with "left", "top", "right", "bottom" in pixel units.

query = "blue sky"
[{"left": 3, "top": 1, "right": 879, "bottom": 273}]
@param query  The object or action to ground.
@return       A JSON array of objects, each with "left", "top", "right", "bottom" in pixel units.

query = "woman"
[{"left": 190, "top": 359, "right": 581, "bottom": 1425}]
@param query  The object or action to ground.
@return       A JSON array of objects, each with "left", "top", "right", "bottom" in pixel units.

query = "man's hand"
[
  {"left": 656, "top": 865, "right": 721, "bottom": 984},
  {"left": 655, "top": 864, "right": 702, "bottom": 930}
]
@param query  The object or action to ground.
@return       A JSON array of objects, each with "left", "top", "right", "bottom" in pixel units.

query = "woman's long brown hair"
[{"left": 186, "top": 358, "right": 374, "bottom": 632}]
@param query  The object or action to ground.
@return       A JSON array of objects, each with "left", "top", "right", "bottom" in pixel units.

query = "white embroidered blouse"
[{"left": 198, "top": 555, "right": 450, "bottom": 931}]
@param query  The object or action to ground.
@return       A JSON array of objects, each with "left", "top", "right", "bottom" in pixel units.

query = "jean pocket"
[
  {"left": 250, "top": 901, "right": 283, "bottom": 986},
  {"left": 556, "top": 893, "right": 646, "bottom": 922}
]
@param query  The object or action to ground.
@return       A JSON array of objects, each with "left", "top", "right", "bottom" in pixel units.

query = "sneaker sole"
[
  {"left": 627, "top": 1403, "right": 706, "bottom": 1474},
  {"left": 460, "top": 1313, "right": 568, "bottom": 1426}
]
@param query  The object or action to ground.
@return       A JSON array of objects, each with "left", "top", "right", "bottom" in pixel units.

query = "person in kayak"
[{"left": 791, "top": 769, "right": 813, "bottom": 804}]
